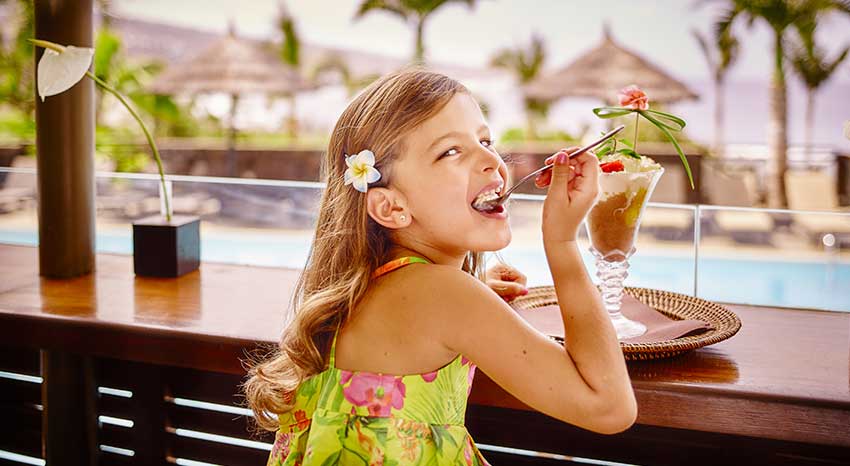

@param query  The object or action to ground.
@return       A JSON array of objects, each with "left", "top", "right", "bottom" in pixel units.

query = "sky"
[
  {"left": 113, "top": 0, "right": 850, "bottom": 83},
  {"left": 111, "top": 0, "right": 850, "bottom": 148}
]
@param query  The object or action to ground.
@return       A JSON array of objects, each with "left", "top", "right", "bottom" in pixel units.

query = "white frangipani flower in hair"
[{"left": 344, "top": 149, "right": 381, "bottom": 193}]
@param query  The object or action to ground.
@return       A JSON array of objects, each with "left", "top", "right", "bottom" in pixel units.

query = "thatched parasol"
[
  {"left": 525, "top": 25, "right": 698, "bottom": 104},
  {"left": 148, "top": 24, "right": 315, "bottom": 174}
]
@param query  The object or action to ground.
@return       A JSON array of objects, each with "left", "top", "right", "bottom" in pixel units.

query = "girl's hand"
[
  {"left": 538, "top": 147, "right": 600, "bottom": 244},
  {"left": 486, "top": 262, "right": 528, "bottom": 302}
]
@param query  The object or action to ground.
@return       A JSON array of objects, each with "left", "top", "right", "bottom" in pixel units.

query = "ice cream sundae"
[
  {"left": 586, "top": 153, "right": 663, "bottom": 262},
  {"left": 586, "top": 85, "right": 692, "bottom": 339}
]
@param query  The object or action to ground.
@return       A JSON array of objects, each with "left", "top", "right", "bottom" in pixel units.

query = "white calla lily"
[
  {"left": 30, "top": 38, "right": 172, "bottom": 220},
  {"left": 36, "top": 45, "right": 94, "bottom": 102},
  {"left": 344, "top": 150, "right": 381, "bottom": 193}
]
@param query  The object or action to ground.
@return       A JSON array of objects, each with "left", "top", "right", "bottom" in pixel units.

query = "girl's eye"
[
  {"left": 439, "top": 140, "right": 495, "bottom": 159},
  {"left": 440, "top": 147, "right": 460, "bottom": 158}
]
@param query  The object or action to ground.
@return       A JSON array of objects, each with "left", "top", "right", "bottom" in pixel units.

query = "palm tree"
[
  {"left": 278, "top": 2, "right": 301, "bottom": 138},
  {"left": 713, "top": 0, "right": 850, "bottom": 207},
  {"left": 788, "top": 31, "right": 848, "bottom": 164},
  {"left": 354, "top": 0, "right": 476, "bottom": 63},
  {"left": 693, "top": 28, "right": 739, "bottom": 158},
  {"left": 489, "top": 35, "right": 549, "bottom": 140},
  {"left": 311, "top": 54, "right": 379, "bottom": 97}
]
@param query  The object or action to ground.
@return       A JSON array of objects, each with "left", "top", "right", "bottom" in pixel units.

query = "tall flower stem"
[
  {"left": 85, "top": 71, "right": 171, "bottom": 222},
  {"left": 633, "top": 112, "right": 640, "bottom": 153}
]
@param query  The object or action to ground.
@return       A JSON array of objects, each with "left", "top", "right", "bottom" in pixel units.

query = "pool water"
[{"left": 1, "top": 229, "right": 847, "bottom": 312}]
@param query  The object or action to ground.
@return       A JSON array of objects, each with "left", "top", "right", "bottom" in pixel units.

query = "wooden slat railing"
[{"left": 1, "top": 244, "right": 849, "bottom": 465}]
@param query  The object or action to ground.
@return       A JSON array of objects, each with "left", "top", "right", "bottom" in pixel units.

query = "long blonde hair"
[{"left": 243, "top": 68, "right": 487, "bottom": 431}]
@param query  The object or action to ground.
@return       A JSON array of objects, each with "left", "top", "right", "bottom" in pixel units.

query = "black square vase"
[{"left": 132, "top": 214, "right": 201, "bottom": 277}]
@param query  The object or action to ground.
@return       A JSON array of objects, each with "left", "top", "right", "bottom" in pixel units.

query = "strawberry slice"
[{"left": 600, "top": 161, "right": 625, "bottom": 173}]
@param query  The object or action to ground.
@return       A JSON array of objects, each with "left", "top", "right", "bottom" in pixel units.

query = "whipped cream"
[{"left": 599, "top": 153, "right": 662, "bottom": 173}]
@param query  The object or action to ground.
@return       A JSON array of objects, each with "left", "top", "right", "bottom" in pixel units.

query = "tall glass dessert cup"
[{"left": 585, "top": 165, "right": 664, "bottom": 339}]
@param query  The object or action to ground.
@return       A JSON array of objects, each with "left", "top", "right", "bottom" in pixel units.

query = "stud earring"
[{"left": 400, "top": 215, "right": 406, "bottom": 222}]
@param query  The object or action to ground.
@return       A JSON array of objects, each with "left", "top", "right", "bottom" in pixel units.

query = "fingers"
[
  {"left": 535, "top": 147, "right": 581, "bottom": 188},
  {"left": 534, "top": 155, "right": 557, "bottom": 188},
  {"left": 487, "top": 279, "right": 529, "bottom": 302},
  {"left": 569, "top": 152, "right": 599, "bottom": 193},
  {"left": 486, "top": 263, "right": 528, "bottom": 286},
  {"left": 499, "top": 264, "right": 527, "bottom": 285},
  {"left": 546, "top": 150, "right": 574, "bottom": 202}
]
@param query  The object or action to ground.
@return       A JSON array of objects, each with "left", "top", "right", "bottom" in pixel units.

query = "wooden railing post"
[
  {"left": 41, "top": 350, "right": 98, "bottom": 465},
  {"left": 34, "top": 0, "right": 95, "bottom": 279}
]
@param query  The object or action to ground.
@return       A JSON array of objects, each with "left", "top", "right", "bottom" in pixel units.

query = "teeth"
[
  {"left": 474, "top": 190, "right": 498, "bottom": 202},
  {"left": 471, "top": 183, "right": 504, "bottom": 210}
]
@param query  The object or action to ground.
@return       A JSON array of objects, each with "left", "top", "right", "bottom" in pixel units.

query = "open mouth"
[{"left": 471, "top": 185, "right": 505, "bottom": 215}]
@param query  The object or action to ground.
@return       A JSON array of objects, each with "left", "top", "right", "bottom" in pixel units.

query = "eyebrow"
[{"left": 426, "top": 124, "right": 490, "bottom": 153}]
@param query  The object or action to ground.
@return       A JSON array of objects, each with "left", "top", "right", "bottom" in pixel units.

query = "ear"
[{"left": 366, "top": 187, "right": 410, "bottom": 229}]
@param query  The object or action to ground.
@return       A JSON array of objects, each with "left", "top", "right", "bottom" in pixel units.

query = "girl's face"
[{"left": 390, "top": 93, "right": 511, "bottom": 258}]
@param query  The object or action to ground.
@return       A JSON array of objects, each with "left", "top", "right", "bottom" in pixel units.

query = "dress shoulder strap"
[{"left": 372, "top": 256, "right": 431, "bottom": 279}]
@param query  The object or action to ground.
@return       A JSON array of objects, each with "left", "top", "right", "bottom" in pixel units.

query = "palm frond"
[
  {"left": 311, "top": 55, "right": 352, "bottom": 86},
  {"left": 692, "top": 29, "right": 717, "bottom": 72},
  {"left": 527, "top": 34, "right": 546, "bottom": 81},
  {"left": 278, "top": 13, "right": 300, "bottom": 68},
  {"left": 717, "top": 28, "right": 740, "bottom": 71},
  {"left": 832, "top": 0, "right": 850, "bottom": 14},
  {"left": 403, "top": 0, "right": 476, "bottom": 16},
  {"left": 488, "top": 35, "right": 546, "bottom": 84},
  {"left": 788, "top": 37, "right": 849, "bottom": 89},
  {"left": 824, "top": 46, "right": 850, "bottom": 75},
  {"left": 488, "top": 48, "right": 517, "bottom": 70},
  {"left": 354, "top": 0, "right": 409, "bottom": 20},
  {"left": 714, "top": 5, "right": 742, "bottom": 40}
]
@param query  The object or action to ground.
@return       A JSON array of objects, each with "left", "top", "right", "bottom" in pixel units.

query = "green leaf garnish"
[
  {"left": 615, "top": 148, "right": 642, "bottom": 159},
  {"left": 638, "top": 111, "right": 694, "bottom": 188},
  {"left": 592, "top": 106, "right": 634, "bottom": 119},
  {"left": 640, "top": 109, "right": 686, "bottom": 131},
  {"left": 591, "top": 103, "right": 693, "bottom": 189}
]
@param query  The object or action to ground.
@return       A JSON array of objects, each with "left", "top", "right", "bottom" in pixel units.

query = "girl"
[{"left": 245, "top": 69, "right": 637, "bottom": 466}]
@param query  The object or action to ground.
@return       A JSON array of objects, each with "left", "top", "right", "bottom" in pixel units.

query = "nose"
[{"left": 478, "top": 145, "right": 504, "bottom": 174}]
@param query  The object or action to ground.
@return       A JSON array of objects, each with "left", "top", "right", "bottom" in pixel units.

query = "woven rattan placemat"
[{"left": 512, "top": 286, "right": 742, "bottom": 361}]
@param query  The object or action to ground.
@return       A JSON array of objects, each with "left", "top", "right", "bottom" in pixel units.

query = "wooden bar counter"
[{"left": 1, "top": 243, "right": 848, "bottom": 465}]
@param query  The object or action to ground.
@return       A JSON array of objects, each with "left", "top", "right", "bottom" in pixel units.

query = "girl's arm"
[
  {"left": 425, "top": 151, "right": 636, "bottom": 434},
  {"left": 542, "top": 150, "right": 635, "bottom": 424}
]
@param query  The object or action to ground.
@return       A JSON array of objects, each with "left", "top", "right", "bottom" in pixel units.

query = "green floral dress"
[{"left": 267, "top": 257, "right": 491, "bottom": 466}]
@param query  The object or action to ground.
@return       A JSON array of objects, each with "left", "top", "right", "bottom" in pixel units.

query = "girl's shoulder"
[
  {"left": 375, "top": 262, "right": 491, "bottom": 301},
  {"left": 369, "top": 263, "right": 499, "bottom": 326}
]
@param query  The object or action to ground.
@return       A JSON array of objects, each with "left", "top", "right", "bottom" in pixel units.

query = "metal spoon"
[{"left": 473, "top": 125, "right": 626, "bottom": 211}]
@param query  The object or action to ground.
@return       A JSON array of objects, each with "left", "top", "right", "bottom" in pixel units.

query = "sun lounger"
[
  {"left": 641, "top": 165, "right": 694, "bottom": 240},
  {"left": 118, "top": 191, "right": 221, "bottom": 219},
  {"left": 785, "top": 170, "right": 850, "bottom": 246},
  {"left": 704, "top": 166, "right": 774, "bottom": 244}
]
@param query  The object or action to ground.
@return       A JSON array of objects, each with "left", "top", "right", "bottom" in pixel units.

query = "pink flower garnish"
[
  {"left": 340, "top": 371, "right": 406, "bottom": 416},
  {"left": 618, "top": 85, "right": 649, "bottom": 110}
]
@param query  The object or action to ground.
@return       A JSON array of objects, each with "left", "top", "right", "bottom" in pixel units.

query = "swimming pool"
[{"left": 1, "top": 229, "right": 847, "bottom": 312}]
